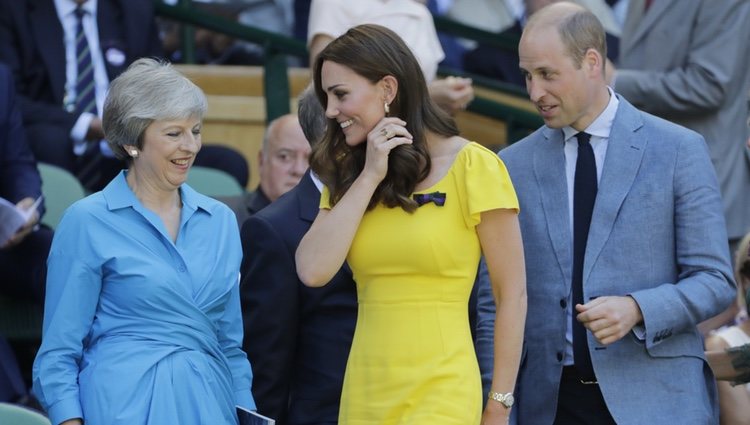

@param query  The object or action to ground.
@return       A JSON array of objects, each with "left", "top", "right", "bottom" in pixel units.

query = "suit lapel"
[
  {"left": 29, "top": 0, "right": 66, "bottom": 103},
  {"left": 621, "top": 0, "right": 673, "bottom": 57},
  {"left": 584, "top": 98, "right": 646, "bottom": 280},
  {"left": 621, "top": 0, "right": 645, "bottom": 53},
  {"left": 534, "top": 128, "right": 573, "bottom": 289}
]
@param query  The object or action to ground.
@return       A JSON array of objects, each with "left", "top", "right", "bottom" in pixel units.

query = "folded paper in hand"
[
  {"left": 0, "top": 196, "right": 41, "bottom": 246},
  {"left": 236, "top": 406, "right": 275, "bottom": 425}
]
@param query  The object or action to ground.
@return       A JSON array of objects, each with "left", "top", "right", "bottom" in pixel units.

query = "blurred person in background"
[
  {"left": 0, "top": 59, "right": 52, "bottom": 411},
  {"left": 307, "top": 0, "right": 475, "bottom": 116},
  {"left": 0, "top": 0, "right": 250, "bottom": 191},
  {"left": 610, "top": 0, "right": 750, "bottom": 254},
  {"left": 0, "top": 0, "right": 162, "bottom": 191},
  {"left": 705, "top": 234, "right": 750, "bottom": 425},
  {"left": 219, "top": 113, "right": 310, "bottom": 227}
]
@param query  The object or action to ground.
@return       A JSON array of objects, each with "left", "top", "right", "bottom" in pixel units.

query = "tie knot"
[
  {"left": 575, "top": 132, "right": 591, "bottom": 146},
  {"left": 74, "top": 6, "right": 85, "bottom": 20}
]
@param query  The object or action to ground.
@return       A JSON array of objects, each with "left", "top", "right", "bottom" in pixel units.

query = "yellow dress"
[{"left": 324, "top": 142, "right": 518, "bottom": 424}]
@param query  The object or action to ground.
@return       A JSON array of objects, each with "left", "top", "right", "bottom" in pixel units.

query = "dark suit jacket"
[
  {"left": 0, "top": 62, "right": 44, "bottom": 403},
  {"left": 240, "top": 172, "right": 357, "bottom": 425},
  {"left": 219, "top": 189, "right": 272, "bottom": 230},
  {"left": 0, "top": 63, "right": 43, "bottom": 210},
  {"left": 0, "top": 0, "right": 162, "bottom": 132}
]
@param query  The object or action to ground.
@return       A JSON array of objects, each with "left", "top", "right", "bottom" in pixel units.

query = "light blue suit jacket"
[{"left": 499, "top": 97, "right": 735, "bottom": 424}]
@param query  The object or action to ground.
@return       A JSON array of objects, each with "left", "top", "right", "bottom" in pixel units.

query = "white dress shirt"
[{"left": 560, "top": 87, "right": 620, "bottom": 365}]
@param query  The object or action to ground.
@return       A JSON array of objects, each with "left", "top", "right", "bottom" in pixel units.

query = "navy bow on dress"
[{"left": 413, "top": 191, "right": 446, "bottom": 207}]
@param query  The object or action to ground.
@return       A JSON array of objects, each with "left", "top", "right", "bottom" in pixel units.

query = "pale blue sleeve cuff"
[
  {"left": 628, "top": 294, "right": 646, "bottom": 340},
  {"left": 234, "top": 389, "right": 256, "bottom": 411},
  {"left": 48, "top": 396, "right": 83, "bottom": 425},
  {"left": 632, "top": 325, "right": 646, "bottom": 340}
]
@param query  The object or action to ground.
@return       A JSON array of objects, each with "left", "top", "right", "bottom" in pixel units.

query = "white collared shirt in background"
[{"left": 54, "top": 0, "right": 110, "bottom": 154}]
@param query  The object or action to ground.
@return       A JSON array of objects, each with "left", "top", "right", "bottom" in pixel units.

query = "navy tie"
[
  {"left": 74, "top": 7, "right": 97, "bottom": 116},
  {"left": 572, "top": 131, "right": 597, "bottom": 381}
]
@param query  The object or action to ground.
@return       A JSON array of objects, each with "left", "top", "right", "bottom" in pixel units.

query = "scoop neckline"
[{"left": 413, "top": 141, "right": 474, "bottom": 194}]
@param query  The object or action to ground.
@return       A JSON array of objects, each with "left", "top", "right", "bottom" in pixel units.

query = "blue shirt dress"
[{"left": 32, "top": 171, "right": 255, "bottom": 425}]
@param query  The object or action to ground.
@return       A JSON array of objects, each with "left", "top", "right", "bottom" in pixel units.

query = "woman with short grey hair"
[
  {"left": 102, "top": 58, "right": 208, "bottom": 161},
  {"left": 32, "top": 58, "right": 255, "bottom": 425}
]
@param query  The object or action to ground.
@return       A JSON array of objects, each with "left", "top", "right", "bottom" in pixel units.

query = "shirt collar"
[
  {"left": 180, "top": 182, "right": 213, "bottom": 215},
  {"left": 562, "top": 86, "right": 619, "bottom": 142},
  {"left": 310, "top": 171, "right": 324, "bottom": 193},
  {"left": 102, "top": 170, "right": 213, "bottom": 216}
]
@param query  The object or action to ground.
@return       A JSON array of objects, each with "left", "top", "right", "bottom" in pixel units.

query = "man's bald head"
[{"left": 258, "top": 114, "right": 311, "bottom": 201}]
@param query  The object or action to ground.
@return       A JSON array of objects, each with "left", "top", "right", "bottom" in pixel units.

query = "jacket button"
[
  {"left": 560, "top": 298, "right": 567, "bottom": 308},
  {"left": 557, "top": 352, "right": 563, "bottom": 362}
]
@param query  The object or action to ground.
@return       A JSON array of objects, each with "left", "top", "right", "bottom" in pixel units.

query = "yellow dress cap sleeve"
[{"left": 458, "top": 142, "right": 519, "bottom": 228}]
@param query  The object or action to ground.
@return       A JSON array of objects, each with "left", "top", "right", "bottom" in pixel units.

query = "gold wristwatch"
[{"left": 488, "top": 391, "right": 514, "bottom": 408}]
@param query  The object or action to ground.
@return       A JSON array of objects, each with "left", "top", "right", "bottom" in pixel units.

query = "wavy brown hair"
[{"left": 311, "top": 24, "right": 459, "bottom": 212}]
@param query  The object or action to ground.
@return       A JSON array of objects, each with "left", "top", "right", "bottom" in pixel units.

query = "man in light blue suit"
[{"left": 499, "top": 3, "right": 735, "bottom": 424}]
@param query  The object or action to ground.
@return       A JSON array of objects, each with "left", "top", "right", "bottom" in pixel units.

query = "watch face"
[{"left": 489, "top": 392, "right": 515, "bottom": 408}]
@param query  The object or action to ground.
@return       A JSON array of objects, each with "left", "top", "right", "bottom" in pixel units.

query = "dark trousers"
[
  {"left": 0, "top": 225, "right": 53, "bottom": 305},
  {"left": 554, "top": 366, "right": 617, "bottom": 425},
  {"left": 0, "top": 337, "right": 26, "bottom": 402}
]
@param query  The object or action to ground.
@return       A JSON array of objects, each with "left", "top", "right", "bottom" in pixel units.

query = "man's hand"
[
  {"left": 575, "top": 296, "right": 643, "bottom": 345},
  {"left": 86, "top": 116, "right": 105, "bottom": 140},
  {"left": 1, "top": 197, "right": 40, "bottom": 249},
  {"left": 428, "top": 76, "right": 474, "bottom": 115}
]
